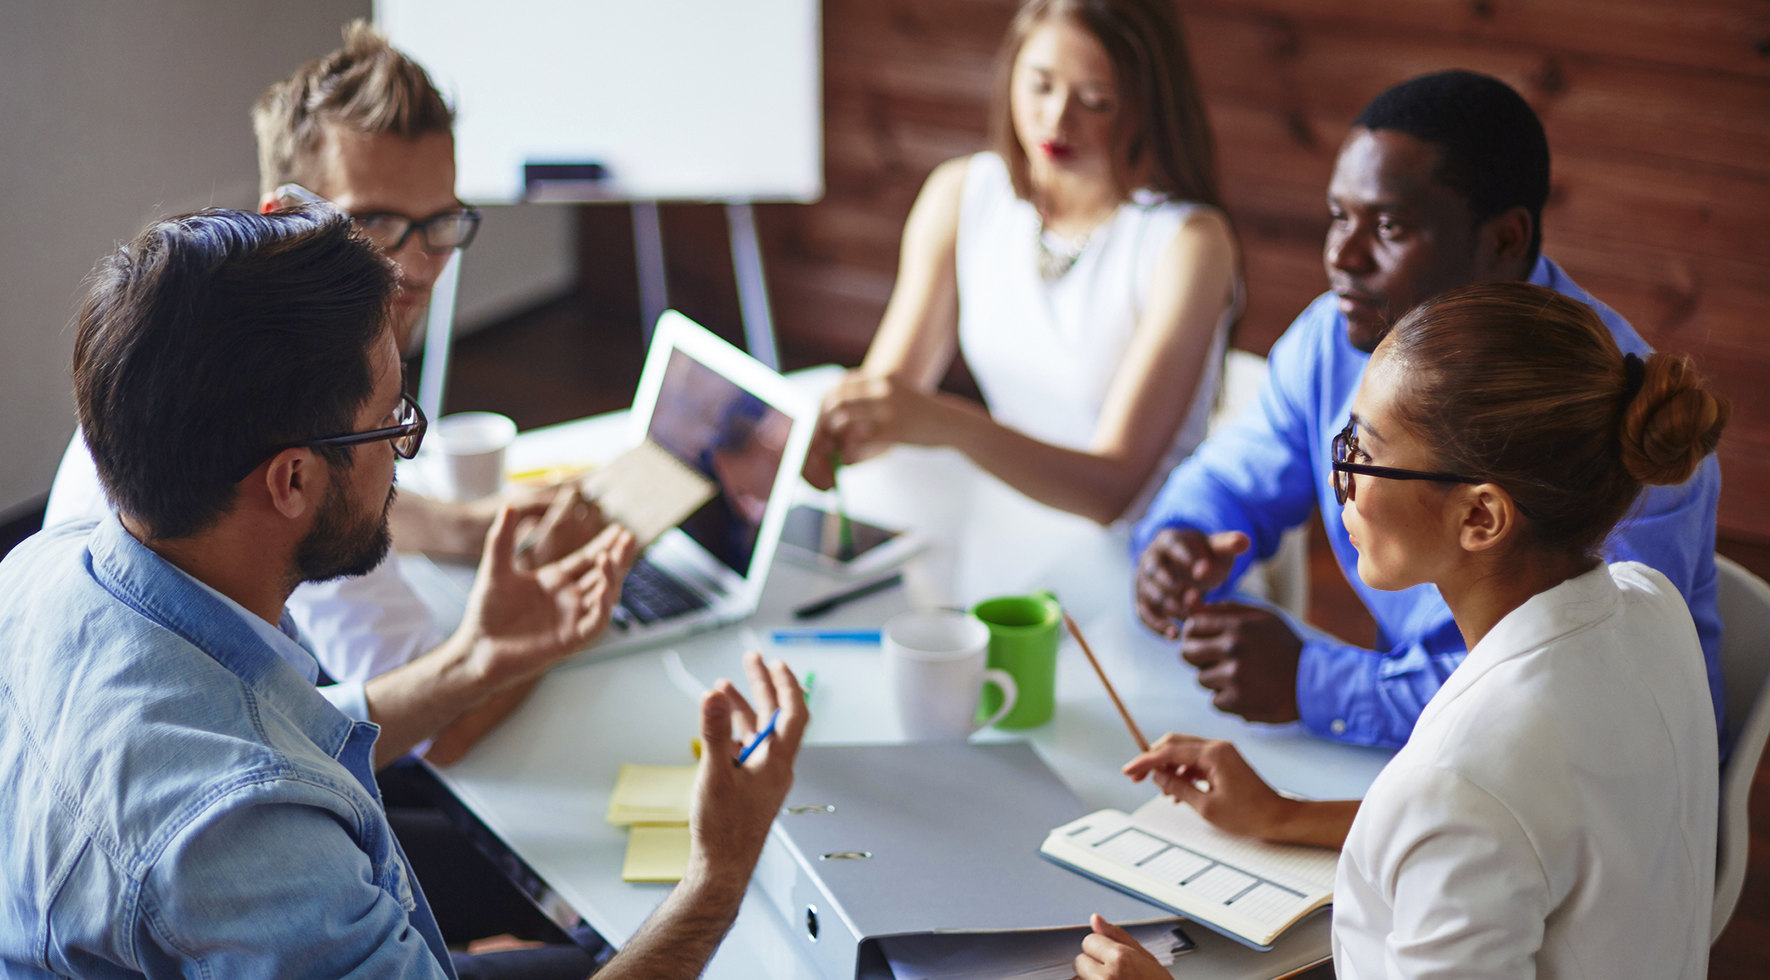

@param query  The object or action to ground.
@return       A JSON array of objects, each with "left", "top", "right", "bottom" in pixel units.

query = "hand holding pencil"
[{"left": 1065, "top": 610, "right": 1296, "bottom": 839}]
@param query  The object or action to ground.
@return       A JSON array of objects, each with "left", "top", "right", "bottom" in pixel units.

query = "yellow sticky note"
[
  {"left": 622, "top": 824, "right": 692, "bottom": 882},
  {"left": 606, "top": 764, "right": 696, "bottom": 825}
]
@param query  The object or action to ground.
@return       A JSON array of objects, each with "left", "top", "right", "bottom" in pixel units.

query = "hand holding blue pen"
[
  {"left": 689, "top": 652, "right": 807, "bottom": 896},
  {"left": 735, "top": 708, "right": 780, "bottom": 766}
]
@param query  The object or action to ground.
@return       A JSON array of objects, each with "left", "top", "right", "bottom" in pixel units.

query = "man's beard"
[{"left": 293, "top": 474, "right": 396, "bottom": 585}]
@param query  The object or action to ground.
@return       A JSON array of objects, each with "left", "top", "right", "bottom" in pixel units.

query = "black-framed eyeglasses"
[
  {"left": 348, "top": 207, "right": 481, "bottom": 254},
  {"left": 273, "top": 183, "right": 481, "bottom": 255},
  {"left": 1329, "top": 417, "right": 1486, "bottom": 507},
  {"left": 244, "top": 392, "right": 428, "bottom": 479}
]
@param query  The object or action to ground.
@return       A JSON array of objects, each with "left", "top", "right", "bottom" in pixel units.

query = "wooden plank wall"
[{"left": 579, "top": 0, "right": 1770, "bottom": 539}]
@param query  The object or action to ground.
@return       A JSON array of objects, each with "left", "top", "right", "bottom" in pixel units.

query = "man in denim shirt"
[
  {"left": 1131, "top": 71, "right": 1723, "bottom": 749},
  {"left": 0, "top": 208, "right": 809, "bottom": 978}
]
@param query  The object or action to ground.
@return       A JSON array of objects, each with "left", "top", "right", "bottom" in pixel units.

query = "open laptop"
[{"left": 585, "top": 310, "right": 816, "bottom": 660}]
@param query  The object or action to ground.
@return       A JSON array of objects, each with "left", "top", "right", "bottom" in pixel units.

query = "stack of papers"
[
  {"left": 877, "top": 922, "right": 1192, "bottom": 980},
  {"left": 606, "top": 764, "right": 697, "bottom": 882}
]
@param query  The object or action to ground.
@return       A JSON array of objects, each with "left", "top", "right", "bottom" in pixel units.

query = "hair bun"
[{"left": 1619, "top": 353, "right": 1729, "bottom": 486}]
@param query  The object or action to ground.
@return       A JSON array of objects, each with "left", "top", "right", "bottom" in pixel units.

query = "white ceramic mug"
[
  {"left": 434, "top": 412, "right": 517, "bottom": 501},
  {"left": 883, "top": 610, "right": 1018, "bottom": 742}
]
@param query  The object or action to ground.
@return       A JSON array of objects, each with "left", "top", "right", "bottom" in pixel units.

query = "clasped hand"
[{"left": 1134, "top": 527, "right": 1303, "bottom": 724}]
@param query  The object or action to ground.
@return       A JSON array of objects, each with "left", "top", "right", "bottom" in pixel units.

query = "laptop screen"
[{"left": 646, "top": 348, "right": 793, "bottom": 575}]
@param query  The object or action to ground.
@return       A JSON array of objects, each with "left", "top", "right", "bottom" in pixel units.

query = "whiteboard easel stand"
[
  {"left": 724, "top": 200, "right": 780, "bottom": 371},
  {"left": 632, "top": 201, "right": 669, "bottom": 349},
  {"left": 415, "top": 197, "right": 781, "bottom": 426},
  {"left": 631, "top": 199, "right": 780, "bottom": 372}
]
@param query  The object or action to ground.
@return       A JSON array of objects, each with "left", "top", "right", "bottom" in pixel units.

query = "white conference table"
[{"left": 405, "top": 369, "right": 1395, "bottom": 979}]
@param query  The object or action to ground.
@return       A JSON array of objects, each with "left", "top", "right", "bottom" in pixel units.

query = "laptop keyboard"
[{"left": 618, "top": 557, "right": 712, "bottom": 626}]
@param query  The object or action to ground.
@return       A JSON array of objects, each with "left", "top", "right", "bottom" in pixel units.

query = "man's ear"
[
  {"left": 1478, "top": 205, "right": 1533, "bottom": 280},
  {"left": 1458, "top": 484, "right": 1520, "bottom": 554},
  {"left": 261, "top": 448, "right": 322, "bottom": 520},
  {"left": 258, "top": 191, "right": 280, "bottom": 215}
]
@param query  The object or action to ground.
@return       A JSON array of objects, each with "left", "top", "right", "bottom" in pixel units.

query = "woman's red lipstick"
[{"left": 1039, "top": 140, "right": 1073, "bottom": 160}]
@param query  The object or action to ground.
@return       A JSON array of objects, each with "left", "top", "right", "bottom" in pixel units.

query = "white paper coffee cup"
[{"left": 434, "top": 412, "right": 517, "bottom": 501}]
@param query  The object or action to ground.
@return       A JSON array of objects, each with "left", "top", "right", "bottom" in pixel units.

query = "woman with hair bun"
[
  {"left": 809, "top": 0, "right": 1238, "bottom": 523},
  {"left": 1076, "top": 281, "right": 1727, "bottom": 979}
]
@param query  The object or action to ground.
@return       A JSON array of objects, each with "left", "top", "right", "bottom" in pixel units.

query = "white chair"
[{"left": 1711, "top": 554, "right": 1770, "bottom": 942}]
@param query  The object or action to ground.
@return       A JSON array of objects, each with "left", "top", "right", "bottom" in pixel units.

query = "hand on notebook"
[
  {"left": 1123, "top": 734, "right": 1358, "bottom": 850},
  {"left": 1134, "top": 527, "right": 1250, "bottom": 636},
  {"left": 458, "top": 504, "right": 637, "bottom": 690},
  {"left": 689, "top": 652, "right": 809, "bottom": 887},
  {"left": 1074, "top": 914, "right": 1170, "bottom": 980}
]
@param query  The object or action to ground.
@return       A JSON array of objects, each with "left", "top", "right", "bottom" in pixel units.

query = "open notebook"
[{"left": 1040, "top": 795, "right": 1339, "bottom": 951}]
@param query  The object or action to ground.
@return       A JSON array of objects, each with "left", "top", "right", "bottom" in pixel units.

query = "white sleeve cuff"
[{"left": 318, "top": 681, "right": 372, "bottom": 724}]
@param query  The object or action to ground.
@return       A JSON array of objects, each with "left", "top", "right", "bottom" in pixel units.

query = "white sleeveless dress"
[{"left": 954, "top": 152, "right": 1237, "bottom": 518}]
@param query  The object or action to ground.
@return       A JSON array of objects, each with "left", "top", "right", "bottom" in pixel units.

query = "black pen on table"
[{"left": 791, "top": 572, "right": 904, "bottom": 620}]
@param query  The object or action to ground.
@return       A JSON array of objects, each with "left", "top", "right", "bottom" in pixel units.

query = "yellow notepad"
[
  {"left": 605, "top": 764, "right": 696, "bottom": 825},
  {"left": 622, "top": 824, "right": 692, "bottom": 882}
]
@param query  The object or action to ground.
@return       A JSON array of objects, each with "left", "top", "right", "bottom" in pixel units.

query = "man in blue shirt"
[
  {"left": 0, "top": 207, "right": 809, "bottom": 979},
  {"left": 1132, "top": 71, "right": 1723, "bottom": 749}
]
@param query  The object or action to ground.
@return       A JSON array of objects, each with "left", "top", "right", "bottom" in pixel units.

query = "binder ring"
[{"left": 819, "top": 851, "right": 872, "bottom": 861}]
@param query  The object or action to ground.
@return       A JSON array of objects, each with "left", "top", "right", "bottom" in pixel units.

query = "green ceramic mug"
[{"left": 970, "top": 590, "right": 1061, "bottom": 729}]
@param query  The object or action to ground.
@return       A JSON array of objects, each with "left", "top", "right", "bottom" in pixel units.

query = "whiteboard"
[{"left": 377, "top": 0, "right": 822, "bottom": 204}]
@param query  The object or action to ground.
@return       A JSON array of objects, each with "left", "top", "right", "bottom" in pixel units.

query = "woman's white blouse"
[
  {"left": 1333, "top": 561, "right": 1718, "bottom": 978},
  {"left": 954, "top": 152, "right": 1236, "bottom": 518}
]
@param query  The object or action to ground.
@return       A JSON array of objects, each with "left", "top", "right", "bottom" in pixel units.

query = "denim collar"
[{"left": 85, "top": 515, "right": 362, "bottom": 762}]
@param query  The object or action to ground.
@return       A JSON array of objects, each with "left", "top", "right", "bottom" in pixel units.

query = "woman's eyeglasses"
[{"left": 1329, "top": 417, "right": 1485, "bottom": 507}]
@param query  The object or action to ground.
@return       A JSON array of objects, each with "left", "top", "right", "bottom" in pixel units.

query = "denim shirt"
[
  {"left": 0, "top": 517, "right": 455, "bottom": 979},
  {"left": 1133, "top": 257, "right": 1725, "bottom": 750}
]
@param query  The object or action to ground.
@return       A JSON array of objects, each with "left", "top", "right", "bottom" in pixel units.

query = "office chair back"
[{"left": 1712, "top": 554, "right": 1770, "bottom": 943}]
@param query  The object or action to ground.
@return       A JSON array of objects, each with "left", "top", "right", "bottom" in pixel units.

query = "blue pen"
[
  {"left": 735, "top": 708, "right": 780, "bottom": 766},
  {"left": 769, "top": 628, "right": 882, "bottom": 645}
]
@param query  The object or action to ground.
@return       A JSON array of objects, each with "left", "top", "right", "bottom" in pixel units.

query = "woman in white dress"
[
  {"left": 1075, "top": 282, "right": 1728, "bottom": 979},
  {"left": 811, "top": 0, "right": 1239, "bottom": 523}
]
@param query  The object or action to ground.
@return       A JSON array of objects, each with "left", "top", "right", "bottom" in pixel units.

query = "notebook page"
[
  {"left": 1043, "top": 804, "right": 1337, "bottom": 946},
  {"left": 1129, "top": 795, "right": 1338, "bottom": 892}
]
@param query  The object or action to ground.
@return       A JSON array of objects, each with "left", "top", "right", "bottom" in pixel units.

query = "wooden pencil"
[{"left": 1061, "top": 610, "right": 1150, "bottom": 753}]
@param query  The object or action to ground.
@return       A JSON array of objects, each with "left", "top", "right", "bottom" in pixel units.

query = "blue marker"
[
  {"left": 769, "top": 628, "right": 882, "bottom": 645},
  {"left": 735, "top": 709, "right": 781, "bottom": 766}
]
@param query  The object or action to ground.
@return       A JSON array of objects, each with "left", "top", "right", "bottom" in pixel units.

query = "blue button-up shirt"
[
  {"left": 1133, "top": 257, "right": 1724, "bottom": 749},
  {"left": 0, "top": 517, "right": 455, "bottom": 978}
]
